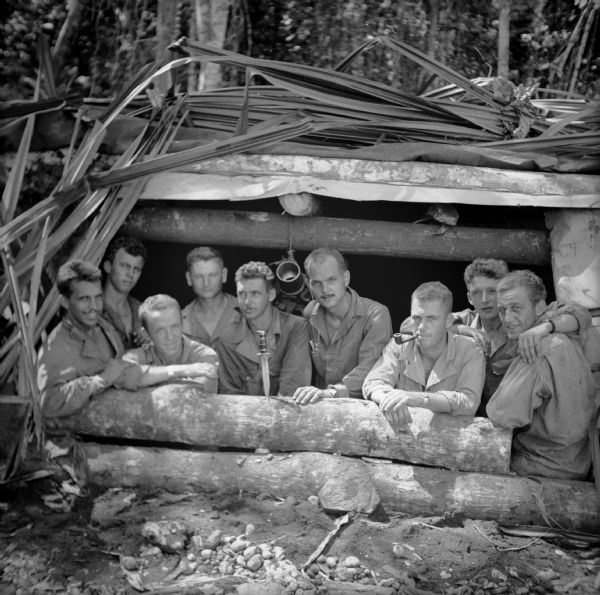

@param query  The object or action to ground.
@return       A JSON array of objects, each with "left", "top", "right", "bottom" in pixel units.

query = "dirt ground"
[{"left": 0, "top": 479, "right": 598, "bottom": 595}]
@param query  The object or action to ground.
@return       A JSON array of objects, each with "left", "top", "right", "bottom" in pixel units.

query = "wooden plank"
[
  {"left": 138, "top": 170, "right": 600, "bottom": 209},
  {"left": 84, "top": 445, "right": 600, "bottom": 531},
  {"left": 166, "top": 153, "right": 600, "bottom": 201},
  {"left": 124, "top": 207, "right": 550, "bottom": 265},
  {"left": 64, "top": 387, "right": 512, "bottom": 474}
]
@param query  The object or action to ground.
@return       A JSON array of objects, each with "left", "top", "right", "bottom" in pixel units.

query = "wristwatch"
[
  {"left": 167, "top": 366, "right": 176, "bottom": 378},
  {"left": 546, "top": 319, "right": 556, "bottom": 334}
]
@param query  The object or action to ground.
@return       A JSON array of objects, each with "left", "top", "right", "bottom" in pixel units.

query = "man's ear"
[
  {"left": 344, "top": 270, "right": 350, "bottom": 287},
  {"left": 534, "top": 300, "right": 547, "bottom": 317},
  {"left": 445, "top": 312, "right": 455, "bottom": 329},
  {"left": 102, "top": 261, "right": 111, "bottom": 275},
  {"left": 268, "top": 287, "right": 276, "bottom": 303},
  {"left": 222, "top": 267, "right": 228, "bottom": 284},
  {"left": 466, "top": 291, "right": 474, "bottom": 307},
  {"left": 59, "top": 294, "right": 69, "bottom": 311},
  {"left": 185, "top": 271, "right": 192, "bottom": 287}
]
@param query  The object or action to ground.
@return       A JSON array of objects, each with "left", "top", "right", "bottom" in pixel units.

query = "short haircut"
[
  {"left": 234, "top": 261, "right": 275, "bottom": 290},
  {"left": 56, "top": 260, "right": 102, "bottom": 297},
  {"left": 497, "top": 270, "right": 547, "bottom": 305},
  {"left": 304, "top": 248, "right": 347, "bottom": 276},
  {"left": 463, "top": 258, "right": 508, "bottom": 286},
  {"left": 186, "top": 246, "right": 224, "bottom": 270},
  {"left": 411, "top": 281, "right": 453, "bottom": 314},
  {"left": 138, "top": 294, "right": 181, "bottom": 328},
  {"left": 103, "top": 235, "right": 147, "bottom": 265}
]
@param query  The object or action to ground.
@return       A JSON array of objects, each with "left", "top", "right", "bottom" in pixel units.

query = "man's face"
[
  {"left": 62, "top": 280, "right": 103, "bottom": 331},
  {"left": 144, "top": 307, "right": 183, "bottom": 360},
  {"left": 467, "top": 275, "right": 501, "bottom": 321},
  {"left": 236, "top": 277, "right": 274, "bottom": 322},
  {"left": 186, "top": 259, "right": 227, "bottom": 299},
  {"left": 104, "top": 248, "right": 144, "bottom": 295},
  {"left": 497, "top": 285, "right": 540, "bottom": 340},
  {"left": 306, "top": 256, "right": 350, "bottom": 311},
  {"left": 410, "top": 298, "right": 452, "bottom": 351}
]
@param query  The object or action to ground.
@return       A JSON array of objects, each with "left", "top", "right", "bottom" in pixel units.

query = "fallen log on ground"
[
  {"left": 123, "top": 207, "right": 550, "bottom": 265},
  {"left": 84, "top": 444, "right": 600, "bottom": 531},
  {"left": 64, "top": 386, "right": 512, "bottom": 474}
]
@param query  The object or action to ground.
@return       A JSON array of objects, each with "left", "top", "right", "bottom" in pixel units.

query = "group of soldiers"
[{"left": 37, "top": 235, "right": 597, "bottom": 482}]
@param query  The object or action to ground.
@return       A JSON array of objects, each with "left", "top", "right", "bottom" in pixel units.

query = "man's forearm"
[{"left": 42, "top": 375, "right": 107, "bottom": 417}]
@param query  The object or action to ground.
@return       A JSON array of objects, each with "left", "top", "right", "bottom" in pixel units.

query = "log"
[
  {"left": 65, "top": 386, "right": 512, "bottom": 474},
  {"left": 84, "top": 444, "right": 600, "bottom": 531},
  {"left": 124, "top": 207, "right": 550, "bottom": 265}
]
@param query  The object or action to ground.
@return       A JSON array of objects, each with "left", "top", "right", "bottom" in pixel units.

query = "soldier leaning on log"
[
  {"left": 486, "top": 270, "right": 596, "bottom": 480},
  {"left": 293, "top": 248, "right": 392, "bottom": 404},
  {"left": 122, "top": 294, "right": 219, "bottom": 391},
  {"left": 37, "top": 260, "right": 143, "bottom": 420},
  {"left": 363, "top": 282, "right": 486, "bottom": 428},
  {"left": 181, "top": 246, "right": 238, "bottom": 348},
  {"left": 213, "top": 261, "right": 311, "bottom": 396},
  {"left": 101, "top": 235, "right": 148, "bottom": 350},
  {"left": 447, "top": 258, "right": 591, "bottom": 415}
]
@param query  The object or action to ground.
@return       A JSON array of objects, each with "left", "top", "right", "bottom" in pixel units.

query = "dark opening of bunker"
[{"left": 132, "top": 197, "right": 555, "bottom": 330}]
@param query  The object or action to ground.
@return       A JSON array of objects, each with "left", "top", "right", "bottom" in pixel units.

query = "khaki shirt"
[
  {"left": 486, "top": 333, "right": 595, "bottom": 480},
  {"left": 305, "top": 288, "right": 392, "bottom": 398},
  {"left": 124, "top": 335, "right": 219, "bottom": 393},
  {"left": 363, "top": 332, "right": 485, "bottom": 416},
  {"left": 182, "top": 293, "right": 238, "bottom": 347},
  {"left": 452, "top": 300, "right": 591, "bottom": 414},
  {"left": 37, "top": 316, "right": 141, "bottom": 418},
  {"left": 101, "top": 295, "right": 143, "bottom": 350},
  {"left": 214, "top": 306, "right": 311, "bottom": 396}
]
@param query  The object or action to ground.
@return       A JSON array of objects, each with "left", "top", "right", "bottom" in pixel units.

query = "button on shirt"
[
  {"left": 305, "top": 288, "right": 392, "bottom": 398},
  {"left": 363, "top": 332, "right": 485, "bottom": 416},
  {"left": 214, "top": 306, "right": 311, "bottom": 396},
  {"left": 37, "top": 316, "right": 141, "bottom": 418},
  {"left": 486, "top": 333, "right": 595, "bottom": 480},
  {"left": 124, "top": 335, "right": 219, "bottom": 393},
  {"left": 182, "top": 293, "right": 238, "bottom": 347}
]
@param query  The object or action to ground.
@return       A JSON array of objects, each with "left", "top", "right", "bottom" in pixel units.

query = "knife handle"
[{"left": 257, "top": 330, "right": 268, "bottom": 354}]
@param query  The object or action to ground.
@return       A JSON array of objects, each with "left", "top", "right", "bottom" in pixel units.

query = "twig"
[
  {"left": 301, "top": 512, "right": 351, "bottom": 570},
  {"left": 474, "top": 523, "right": 548, "bottom": 551}
]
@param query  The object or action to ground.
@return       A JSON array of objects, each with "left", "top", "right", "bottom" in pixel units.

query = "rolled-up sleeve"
[
  {"left": 362, "top": 338, "right": 400, "bottom": 401},
  {"left": 343, "top": 305, "right": 392, "bottom": 398},
  {"left": 436, "top": 343, "right": 485, "bottom": 416},
  {"left": 37, "top": 347, "right": 106, "bottom": 418}
]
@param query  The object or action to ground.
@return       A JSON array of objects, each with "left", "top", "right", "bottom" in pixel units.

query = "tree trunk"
[
  {"left": 63, "top": 387, "right": 512, "bottom": 474},
  {"left": 195, "top": 0, "right": 232, "bottom": 90},
  {"left": 84, "top": 444, "right": 600, "bottom": 531},
  {"left": 497, "top": 0, "right": 510, "bottom": 78},
  {"left": 52, "top": 0, "right": 85, "bottom": 75},
  {"left": 156, "top": 0, "right": 178, "bottom": 64},
  {"left": 124, "top": 207, "right": 550, "bottom": 265}
]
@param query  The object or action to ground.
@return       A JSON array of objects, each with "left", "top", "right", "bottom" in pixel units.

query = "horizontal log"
[
  {"left": 123, "top": 207, "right": 550, "bottom": 265},
  {"left": 65, "top": 386, "right": 512, "bottom": 474},
  {"left": 85, "top": 444, "right": 600, "bottom": 531}
]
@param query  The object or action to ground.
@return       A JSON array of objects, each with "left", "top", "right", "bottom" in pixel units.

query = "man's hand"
[
  {"left": 518, "top": 322, "right": 551, "bottom": 363},
  {"left": 455, "top": 325, "right": 491, "bottom": 357},
  {"left": 100, "top": 358, "right": 132, "bottom": 386},
  {"left": 133, "top": 327, "right": 150, "bottom": 347},
  {"left": 293, "top": 385, "right": 333, "bottom": 405},
  {"left": 377, "top": 389, "right": 416, "bottom": 429}
]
